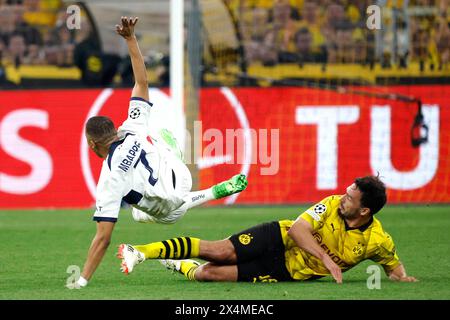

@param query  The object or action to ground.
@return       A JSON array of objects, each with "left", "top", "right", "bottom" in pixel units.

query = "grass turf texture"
[{"left": 0, "top": 206, "right": 449, "bottom": 300}]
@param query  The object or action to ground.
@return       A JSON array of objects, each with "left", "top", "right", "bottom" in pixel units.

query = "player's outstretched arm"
[
  {"left": 76, "top": 221, "right": 115, "bottom": 287},
  {"left": 116, "top": 16, "right": 149, "bottom": 101},
  {"left": 387, "top": 263, "right": 418, "bottom": 282},
  {"left": 288, "top": 218, "right": 343, "bottom": 283}
]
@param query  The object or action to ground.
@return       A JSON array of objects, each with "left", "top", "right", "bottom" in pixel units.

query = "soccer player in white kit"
[{"left": 72, "top": 17, "right": 247, "bottom": 288}]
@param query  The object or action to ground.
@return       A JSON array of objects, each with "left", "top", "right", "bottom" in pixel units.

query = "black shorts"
[{"left": 229, "top": 221, "right": 293, "bottom": 282}]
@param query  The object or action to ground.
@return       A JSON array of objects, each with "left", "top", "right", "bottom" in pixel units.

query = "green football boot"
[{"left": 212, "top": 174, "right": 248, "bottom": 199}]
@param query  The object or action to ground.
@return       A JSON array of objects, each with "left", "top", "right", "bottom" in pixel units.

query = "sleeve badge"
[
  {"left": 314, "top": 203, "right": 327, "bottom": 215},
  {"left": 129, "top": 107, "right": 141, "bottom": 119}
]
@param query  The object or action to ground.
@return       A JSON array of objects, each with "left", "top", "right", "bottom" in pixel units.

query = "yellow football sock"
[
  {"left": 179, "top": 261, "right": 199, "bottom": 281},
  {"left": 134, "top": 237, "right": 200, "bottom": 259}
]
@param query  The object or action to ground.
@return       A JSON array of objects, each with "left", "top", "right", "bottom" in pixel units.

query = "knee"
[
  {"left": 219, "top": 243, "right": 236, "bottom": 262},
  {"left": 207, "top": 240, "right": 236, "bottom": 263}
]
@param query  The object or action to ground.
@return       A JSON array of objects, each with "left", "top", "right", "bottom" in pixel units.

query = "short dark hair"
[
  {"left": 354, "top": 175, "right": 387, "bottom": 215},
  {"left": 85, "top": 116, "right": 116, "bottom": 145}
]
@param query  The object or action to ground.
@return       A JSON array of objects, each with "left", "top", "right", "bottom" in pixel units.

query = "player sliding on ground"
[
  {"left": 70, "top": 17, "right": 247, "bottom": 288},
  {"left": 118, "top": 175, "right": 417, "bottom": 283}
]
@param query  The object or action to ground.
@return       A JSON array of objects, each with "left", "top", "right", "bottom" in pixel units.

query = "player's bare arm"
[
  {"left": 288, "top": 218, "right": 343, "bottom": 283},
  {"left": 116, "top": 16, "right": 149, "bottom": 101},
  {"left": 387, "top": 263, "right": 418, "bottom": 282},
  {"left": 80, "top": 221, "right": 116, "bottom": 283}
]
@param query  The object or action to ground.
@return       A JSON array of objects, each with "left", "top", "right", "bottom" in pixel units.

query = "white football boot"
[
  {"left": 117, "top": 244, "right": 145, "bottom": 275},
  {"left": 159, "top": 259, "right": 200, "bottom": 273}
]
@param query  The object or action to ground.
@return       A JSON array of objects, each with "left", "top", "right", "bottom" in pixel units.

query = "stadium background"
[{"left": 0, "top": 0, "right": 450, "bottom": 301}]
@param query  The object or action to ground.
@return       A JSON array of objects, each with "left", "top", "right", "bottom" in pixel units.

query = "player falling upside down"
[
  {"left": 118, "top": 175, "right": 417, "bottom": 283},
  {"left": 71, "top": 17, "right": 248, "bottom": 288}
]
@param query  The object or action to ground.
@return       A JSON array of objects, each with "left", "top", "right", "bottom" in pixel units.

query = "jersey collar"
[
  {"left": 107, "top": 133, "right": 134, "bottom": 169},
  {"left": 344, "top": 216, "right": 374, "bottom": 232}
]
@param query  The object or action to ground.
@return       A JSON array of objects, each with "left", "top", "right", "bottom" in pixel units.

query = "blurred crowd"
[
  {"left": 0, "top": 0, "right": 449, "bottom": 87},
  {"left": 0, "top": 0, "right": 134, "bottom": 86},
  {"left": 225, "top": 0, "right": 450, "bottom": 70},
  {"left": 0, "top": 0, "right": 80, "bottom": 68}
]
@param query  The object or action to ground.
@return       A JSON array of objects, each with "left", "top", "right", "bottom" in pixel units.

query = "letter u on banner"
[{"left": 370, "top": 105, "right": 439, "bottom": 190}]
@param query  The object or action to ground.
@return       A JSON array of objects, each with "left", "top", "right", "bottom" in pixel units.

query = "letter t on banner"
[{"left": 296, "top": 106, "right": 360, "bottom": 190}]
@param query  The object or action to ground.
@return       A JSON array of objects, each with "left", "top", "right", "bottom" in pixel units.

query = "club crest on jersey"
[
  {"left": 306, "top": 203, "right": 327, "bottom": 221},
  {"left": 352, "top": 243, "right": 365, "bottom": 256},
  {"left": 129, "top": 107, "right": 141, "bottom": 119},
  {"left": 239, "top": 233, "right": 253, "bottom": 245}
]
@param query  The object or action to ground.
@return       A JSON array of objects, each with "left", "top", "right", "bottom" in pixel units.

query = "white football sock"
[{"left": 181, "top": 188, "right": 215, "bottom": 210}]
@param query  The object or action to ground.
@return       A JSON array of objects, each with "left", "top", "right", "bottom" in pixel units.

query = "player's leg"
[
  {"left": 160, "top": 222, "right": 292, "bottom": 282},
  {"left": 130, "top": 238, "right": 236, "bottom": 262},
  {"left": 117, "top": 237, "right": 237, "bottom": 274},
  {"left": 118, "top": 221, "right": 281, "bottom": 274},
  {"left": 134, "top": 237, "right": 201, "bottom": 260},
  {"left": 171, "top": 151, "right": 248, "bottom": 210},
  {"left": 131, "top": 207, "right": 157, "bottom": 223},
  {"left": 179, "top": 173, "right": 248, "bottom": 211},
  {"left": 160, "top": 249, "right": 292, "bottom": 282},
  {"left": 159, "top": 128, "right": 184, "bottom": 161},
  {"left": 161, "top": 260, "right": 238, "bottom": 281},
  {"left": 194, "top": 263, "right": 238, "bottom": 281}
]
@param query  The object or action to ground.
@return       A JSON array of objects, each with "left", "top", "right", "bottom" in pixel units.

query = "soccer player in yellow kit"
[{"left": 118, "top": 175, "right": 417, "bottom": 283}]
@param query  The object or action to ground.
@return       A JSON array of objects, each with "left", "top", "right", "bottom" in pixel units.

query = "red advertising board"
[
  {"left": 199, "top": 86, "right": 449, "bottom": 204},
  {"left": 0, "top": 86, "right": 449, "bottom": 208}
]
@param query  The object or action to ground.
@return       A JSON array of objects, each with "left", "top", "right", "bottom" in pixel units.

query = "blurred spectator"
[
  {"left": 269, "top": 0, "right": 300, "bottom": 57},
  {"left": 434, "top": 10, "right": 450, "bottom": 69},
  {"left": 0, "top": 4, "right": 18, "bottom": 40},
  {"left": 0, "top": 36, "right": 5, "bottom": 57},
  {"left": 0, "top": 36, "right": 16, "bottom": 87},
  {"left": 0, "top": 36, "right": 7, "bottom": 82},
  {"left": 352, "top": 28, "right": 369, "bottom": 65},
  {"left": 297, "top": 0, "right": 325, "bottom": 50},
  {"left": 242, "top": 0, "right": 302, "bottom": 65},
  {"left": 73, "top": 18, "right": 121, "bottom": 86},
  {"left": 44, "top": 24, "right": 75, "bottom": 66},
  {"left": 23, "top": 42, "right": 45, "bottom": 64},
  {"left": 12, "top": 3, "right": 44, "bottom": 47},
  {"left": 294, "top": 27, "right": 326, "bottom": 64},
  {"left": 321, "top": 2, "right": 348, "bottom": 63},
  {"left": 154, "top": 54, "right": 170, "bottom": 87},
  {"left": 5, "top": 32, "right": 27, "bottom": 67},
  {"left": 334, "top": 22, "right": 354, "bottom": 63},
  {"left": 244, "top": 7, "right": 278, "bottom": 65},
  {"left": 411, "top": 26, "right": 430, "bottom": 70},
  {"left": 22, "top": 0, "right": 59, "bottom": 28}
]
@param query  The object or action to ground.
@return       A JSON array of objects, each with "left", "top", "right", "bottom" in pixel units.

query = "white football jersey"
[{"left": 93, "top": 98, "right": 187, "bottom": 223}]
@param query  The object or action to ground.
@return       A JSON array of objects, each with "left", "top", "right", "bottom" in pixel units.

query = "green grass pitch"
[{"left": 0, "top": 205, "right": 449, "bottom": 300}]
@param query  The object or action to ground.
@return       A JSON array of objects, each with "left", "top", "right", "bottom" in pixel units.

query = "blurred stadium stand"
[{"left": 0, "top": 0, "right": 448, "bottom": 88}]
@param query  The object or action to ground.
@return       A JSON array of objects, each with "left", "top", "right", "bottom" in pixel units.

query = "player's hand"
[
  {"left": 390, "top": 274, "right": 418, "bottom": 282},
  {"left": 387, "top": 264, "right": 418, "bottom": 282},
  {"left": 399, "top": 276, "right": 418, "bottom": 282},
  {"left": 115, "top": 16, "right": 138, "bottom": 40},
  {"left": 322, "top": 255, "right": 343, "bottom": 284}
]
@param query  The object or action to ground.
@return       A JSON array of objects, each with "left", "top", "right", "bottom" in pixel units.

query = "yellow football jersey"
[{"left": 279, "top": 195, "right": 401, "bottom": 280}]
